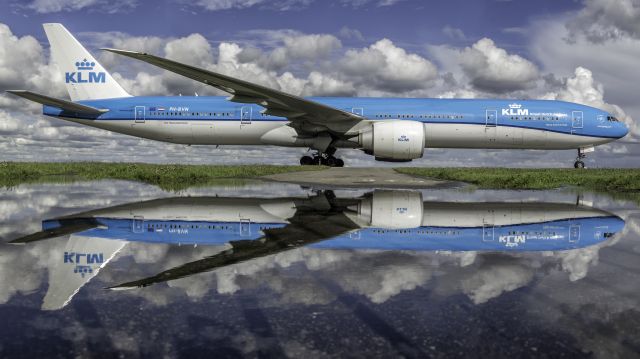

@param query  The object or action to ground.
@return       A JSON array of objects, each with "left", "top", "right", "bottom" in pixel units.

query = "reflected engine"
[
  {"left": 346, "top": 190, "right": 424, "bottom": 229},
  {"left": 358, "top": 121, "right": 425, "bottom": 162}
]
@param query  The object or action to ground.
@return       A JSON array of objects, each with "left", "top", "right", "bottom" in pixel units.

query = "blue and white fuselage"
[
  {"left": 30, "top": 191, "right": 623, "bottom": 252},
  {"left": 46, "top": 96, "right": 628, "bottom": 150}
]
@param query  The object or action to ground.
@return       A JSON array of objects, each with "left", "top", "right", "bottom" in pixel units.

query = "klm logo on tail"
[{"left": 65, "top": 59, "right": 105, "bottom": 84}]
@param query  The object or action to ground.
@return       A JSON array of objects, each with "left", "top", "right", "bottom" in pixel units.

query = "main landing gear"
[
  {"left": 574, "top": 148, "right": 586, "bottom": 169},
  {"left": 300, "top": 149, "right": 344, "bottom": 167}
]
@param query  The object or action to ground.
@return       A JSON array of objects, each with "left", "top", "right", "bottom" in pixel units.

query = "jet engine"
[
  {"left": 358, "top": 121, "right": 425, "bottom": 161},
  {"left": 346, "top": 190, "right": 424, "bottom": 229}
]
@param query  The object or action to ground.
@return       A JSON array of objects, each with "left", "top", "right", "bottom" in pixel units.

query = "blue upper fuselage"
[
  {"left": 43, "top": 215, "right": 624, "bottom": 252},
  {"left": 43, "top": 96, "right": 629, "bottom": 139}
]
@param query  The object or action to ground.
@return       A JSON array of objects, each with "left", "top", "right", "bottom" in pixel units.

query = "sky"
[{"left": 0, "top": 0, "right": 638, "bottom": 167}]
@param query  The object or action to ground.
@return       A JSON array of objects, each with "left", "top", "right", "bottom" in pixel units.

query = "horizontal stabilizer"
[
  {"left": 8, "top": 218, "right": 100, "bottom": 245},
  {"left": 6, "top": 90, "right": 108, "bottom": 115}
]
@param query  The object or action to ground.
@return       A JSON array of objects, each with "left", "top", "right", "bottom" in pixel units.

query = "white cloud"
[
  {"left": 459, "top": 38, "right": 539, "bottom": 93},
  {"left": 342, "top": 0, "right": 406, "bottom": 7},
  {"left": 530, "top": 17, "right": 639, "bottom": 141},
  {"left": 0, "top": 23, "right": 66, "bottom": 113},
  {"left": 282, "top": 34, "right": 342, "bottom": 59},
  {"left": 301, "top": 71, "right": 355, "bottom": 96},
  {"left": 164, "top": 33, "right": 214, "bottom": 65},
  {"left": 566, "top": 0, "right": 640, "bottom": 43},
  {"left": 537, "top": 65, "right": 636, "bottom": 139},
  {"left": 0, "top": 109, "right": 22, "bottom": 133},
  {"left": 341, "top": 38, "right": 438, "bottom": 92},
  {"left": 461, "top": 262, "right": 534, "bottom": 304},
  {"left": 442, "top": 25, "right": 466, "bottom": 40},
  {"left": 338, "top": 26, "right": 364, "bottom": 41},
  {"left": 26, "top": 0, "right": 138, "bottom": 13},
  {"left": 193, "top": 0, "right": 312, "bottom": 11},
  {"left": 0, "top": 24, "right": 46, "bottom": 90}
]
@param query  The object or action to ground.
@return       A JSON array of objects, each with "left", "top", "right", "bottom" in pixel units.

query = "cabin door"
[
  {"left": 482, "top": 209, "right": 495, "bottom": 241},
  {"left": 135, "top": 106, "right": 145, "bottom": 123},
  {"left": 572, "top": 111, "right": 584, "bottom": 130},
  {"left": 482, "top": 224, "right": 495, "bottom": 242},
  {"left": 485, "top": 109, "right": 497, "bottom": 144},
  {"left": 132, "top": 215, "right": 144, "bottom": 233},
  {"left": 240, "top": 218, "right": 251, "bottom": 237},
  {"left": 240, "top": 106, "right": 252, "bottom": 129},
  {"left": 569, "top": 224, "right": 580, "bottom": 242}
]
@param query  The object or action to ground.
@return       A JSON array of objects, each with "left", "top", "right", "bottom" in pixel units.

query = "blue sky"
[
  {"left": 3, "top": 0, "right": 580, "bottom": 53},
  {"left": 0, "top": 0, "right": 638, "bottom": 167}
]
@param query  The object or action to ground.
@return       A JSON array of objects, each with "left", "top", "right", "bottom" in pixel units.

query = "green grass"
[
  {"left": 396, "top": 167, "right": 640, "bottom": 192},
  {"left": 0, "top": 162, "right": 323, "bottom": 191}
]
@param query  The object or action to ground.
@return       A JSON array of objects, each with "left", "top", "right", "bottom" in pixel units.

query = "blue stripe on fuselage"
[
  {"left": 42, "top": 96, "right": 627, "bottom": 139},
  {"left": 52, "top": 215, "right": 623, "bottom": 251}
]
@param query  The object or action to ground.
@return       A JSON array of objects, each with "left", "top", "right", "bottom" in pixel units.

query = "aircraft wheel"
[
  {"left": 300, "top": 156, "right": 314, "bottom": 166},
  {"left": 325, "top": 157, "right": 337, "bottom": 167},
  {"left": 335, "top": 158, "right": 344, "bottom": 167},
  {"left": 574, "top": 160, "right": 585, "bottom": 169}
]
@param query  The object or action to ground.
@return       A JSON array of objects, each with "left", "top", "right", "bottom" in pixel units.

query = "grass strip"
[
  {"left": 0, "top": 162, "right": 323, "bottom": 191},
  {"left": 395, "top": 167, "right": 640, "bottom": 192}
]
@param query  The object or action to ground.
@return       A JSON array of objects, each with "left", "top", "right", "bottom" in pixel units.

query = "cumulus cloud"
[
  {"left": 540, "top": 67, "right": 636, "bottom": 136},
  {"left": 338, "top": 26, "right": 364, "bottom": 41},
  {"left": 26, "top": 0, "right": 138, "bottom": 13},
  {"left": 0, "top": 23, "right": 65, "bottom": 105},
  {"left": 341, "top": 39, "right": 438, "bottom": 92},
  {"left": 193, "top": 0, "right": 313, "bottom": 11},
  {"left": 459, "top": 38, "right": 539, "bottom": 93},
  {"left": 530, "top": 15, "right": 639, "bottom": 143},
  {"left": 282, "top": 34, "right": 342, "bottom": 59},
  {"left": 461, "top": 261, "right": 534, "bottom": 304},
  {"left": 342, "top": 0, "right": 406, "bottom": 7},
  {"left": 566, "top": 0, "right": 640, "bottom": 43},
  {"left": 0, "top": 109, "right": 22, "bottom": 133},
  {"left": 442, "top": 25, "right": 466, "bottom": 40}
]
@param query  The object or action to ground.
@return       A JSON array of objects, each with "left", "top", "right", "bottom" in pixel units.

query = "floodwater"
[{"left": 0, "top": 180, "right": 639, "bottom": 358}]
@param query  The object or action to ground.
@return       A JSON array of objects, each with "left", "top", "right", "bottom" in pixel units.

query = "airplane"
[
  {"left": 8, "top": 189, "right": 624, "bottom": 303},
  {"left": 6, "top": 23, "right": 629, "bottom": 168}
]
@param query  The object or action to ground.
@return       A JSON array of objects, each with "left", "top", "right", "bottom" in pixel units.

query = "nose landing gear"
[
  {"left": 574, "top": 148, "right": 586, "bottom": 169},
  {"left": 300, "top": 150, "right": 344, "bottom": 167}
]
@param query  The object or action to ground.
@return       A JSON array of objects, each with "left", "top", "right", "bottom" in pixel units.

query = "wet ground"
[
  {"left": 263, "top": 167, "right": 457, "bottom": 188},
  {"left": 0, "top": 180, "right": 639, "bottom": 358}
]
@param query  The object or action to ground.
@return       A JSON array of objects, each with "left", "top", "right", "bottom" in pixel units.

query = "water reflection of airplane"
[{"left": 9, "top": 190, "right": 624, "bottom": 301}]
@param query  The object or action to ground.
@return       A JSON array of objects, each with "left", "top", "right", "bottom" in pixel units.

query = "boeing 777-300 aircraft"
[{"left": 7, "top": 24, "right": 629, "bottom": 167}]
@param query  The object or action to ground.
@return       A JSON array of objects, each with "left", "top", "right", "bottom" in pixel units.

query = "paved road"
[{"left": 262, "top": 167, "right": 458, "bottom": 188}]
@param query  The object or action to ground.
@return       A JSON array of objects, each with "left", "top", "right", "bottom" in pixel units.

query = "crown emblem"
[
  {"left": 75, "top": 59, "right": 95, "bottom": 70},
  {"left": 508, "top": 103, "right": 522, "bottom": 109}
]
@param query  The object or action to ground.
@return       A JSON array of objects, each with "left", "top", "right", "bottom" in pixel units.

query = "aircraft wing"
[
  {"left": 6, "top": 90, "right": 108, "bottom": 116},
  {"left": 107, "top": 210, "right": 359, "bottom": 290},
  {"left": 102, "top": 48, "right": 364, "bottom": 134}
]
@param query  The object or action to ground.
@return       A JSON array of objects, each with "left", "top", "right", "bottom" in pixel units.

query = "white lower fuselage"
[{"left": 65, "top": 117, "right": 612, "bottom": 150}]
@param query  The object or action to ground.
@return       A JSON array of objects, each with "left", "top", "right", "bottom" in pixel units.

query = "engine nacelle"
[
  {"left": 347, "top": 190, "right": 424, "bottom": 229},
  {"left": 358, "top": 120, "right": 425, "bottom": 161}
]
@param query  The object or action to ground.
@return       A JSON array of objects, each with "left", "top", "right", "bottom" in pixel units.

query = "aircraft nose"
[{"left": 618, "top": 121, "right": 629, "bottom": 138}]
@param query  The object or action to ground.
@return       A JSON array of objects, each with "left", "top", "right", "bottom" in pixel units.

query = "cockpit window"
[{"left": 607, "top": 116, "right": 619, "bottom": 122}]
